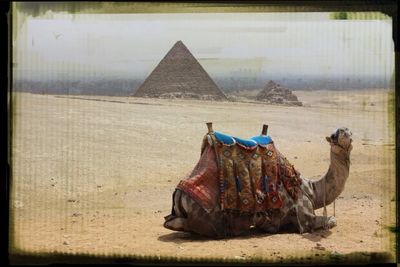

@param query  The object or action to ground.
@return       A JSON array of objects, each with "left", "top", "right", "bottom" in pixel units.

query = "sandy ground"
[{"left": 9, "top": 89, "right": 396, "bottom": 263}]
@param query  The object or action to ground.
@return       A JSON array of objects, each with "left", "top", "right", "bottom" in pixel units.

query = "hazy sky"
[{"left": 14, "top": 12, "right": 394, "bottom": 81}]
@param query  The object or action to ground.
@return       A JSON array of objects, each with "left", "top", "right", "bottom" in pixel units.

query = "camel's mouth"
[
  {"left": 344, "top": 131, "right": 352, "bottom": 141},
  {"left": 338, "top": 128, "right": 353, "bottom": 151},
  {"left": 345, "top": 130, "right": 353, "bottom": 143}
]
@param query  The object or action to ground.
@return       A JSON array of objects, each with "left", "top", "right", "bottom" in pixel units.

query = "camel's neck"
[{"left": 311, "top": 148, "right": 351, "bottom": 210}]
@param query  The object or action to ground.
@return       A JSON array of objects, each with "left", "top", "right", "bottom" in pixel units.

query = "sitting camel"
[{"left": 164, "top": 125, "right": 352, "bottom": 238}]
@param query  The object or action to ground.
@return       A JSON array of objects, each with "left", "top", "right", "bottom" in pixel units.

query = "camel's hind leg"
[
  {"left": 164, "top": 190, "right": 188, "bottom": 231},
  {"left": 164, "top": 190, "right": 225, "bottom": 238},
  {"left": 164, "top": 217, "right": 187, "bottom": 231}
]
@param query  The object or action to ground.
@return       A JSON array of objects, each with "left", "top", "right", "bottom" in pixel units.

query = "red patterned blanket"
[{"left": 177, "top": 133, "right": 302, "bottom": 213}]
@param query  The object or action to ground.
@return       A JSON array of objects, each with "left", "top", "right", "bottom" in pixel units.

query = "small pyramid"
[
  {"left": 256, "top": 80, "right": 302, "bottom": 106},
  {"left": 133, "top": 41, "right": 227, "bottom": 100}
]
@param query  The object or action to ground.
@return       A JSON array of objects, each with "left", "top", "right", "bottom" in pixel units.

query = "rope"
[
  {"left": 323, "top": 176, "right": 327, "bottom": 217},
  {"left": 208, "top": 133, "right": 225, "bottom": 211},
  {"left": 334, "top": 200, "right": 336, "bottom": 217}
]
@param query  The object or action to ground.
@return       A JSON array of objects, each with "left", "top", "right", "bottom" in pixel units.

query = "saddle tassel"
[
  {"left": 235, "top": 176, "right": 242, "bottom": 193},
  {"left": 263, "top": 175, "right": 269, "bottom": 193},
  {"left": 233, "top": 161, "right": 242, "bottom": 194},
  {"left": 261, "top": 158, "right": 269, "bottom": 193}
]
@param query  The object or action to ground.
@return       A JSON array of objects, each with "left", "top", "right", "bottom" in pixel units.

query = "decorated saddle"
[{"left": 176, "top": 124, "right": 302, "bottom": 214}]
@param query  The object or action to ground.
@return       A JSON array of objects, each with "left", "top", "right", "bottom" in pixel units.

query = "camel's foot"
[
  {"left": 324, "top": 216, "right": 337, "bottom": 230},
  {"left": 164, "top": 215, "right": 187, "bottom": 232}
]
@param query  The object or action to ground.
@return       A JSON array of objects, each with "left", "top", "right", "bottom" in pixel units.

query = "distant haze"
[{"left": 13, "top": 12, "right": 394, "bottom": 93}]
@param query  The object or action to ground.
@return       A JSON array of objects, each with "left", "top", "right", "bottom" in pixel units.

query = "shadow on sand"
[
  {"left": 158, "top": 232, "right": 213, "bottom": 244},
  {"left": 158, "top": 226, "right": 276, "bottom": 243},
  {"left": 301, "top": 229, "right": 333, "bottom": 242},
  {"left": 159, "top": 227, "right": 333, "bottom": 244}
]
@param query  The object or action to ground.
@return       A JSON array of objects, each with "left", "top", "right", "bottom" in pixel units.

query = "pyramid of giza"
[
  {"left": 256, "top": 80, "right": 302, "bottom": 106},
  {"left": 133, "top": 41, "right": 227, "bottom": 100}
]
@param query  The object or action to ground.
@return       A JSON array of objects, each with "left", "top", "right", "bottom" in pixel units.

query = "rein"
[
  {"left": 323, "top": 178, "right": 327, "bottom": 217},
  {"left": 323, "top": 143, "right": 351, "bottom": 219}
]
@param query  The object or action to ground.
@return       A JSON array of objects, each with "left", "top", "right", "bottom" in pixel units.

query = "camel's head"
[{"left": 326, "top": 127, "right": 353, "bottom": 154}]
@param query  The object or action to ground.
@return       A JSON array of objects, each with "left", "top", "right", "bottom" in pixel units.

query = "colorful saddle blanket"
[{"left": 177, "top": 131, "right": 302, "bottom": 213}]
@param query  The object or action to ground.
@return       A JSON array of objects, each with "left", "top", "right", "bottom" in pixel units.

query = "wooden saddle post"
[{"left": 261, "top": 124, "right": 268, "bottom": 135}]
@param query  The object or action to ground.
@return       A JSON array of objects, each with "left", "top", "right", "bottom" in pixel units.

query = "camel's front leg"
[
  {"left": 314, "top": 215, "right": 337, "bottom": 230},
  {"left": 292, "top": 194, "right": 337, "bottom": 233},
  {"left": 294, "top": 214, "right": 337, "bottom": 233},
  {"left": 294, "top": 208, "right": 337, "bottom": 233}
]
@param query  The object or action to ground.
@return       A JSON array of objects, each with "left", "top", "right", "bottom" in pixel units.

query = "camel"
[{"left": 164, "top": 125, "right": 352, "bottom": 238}]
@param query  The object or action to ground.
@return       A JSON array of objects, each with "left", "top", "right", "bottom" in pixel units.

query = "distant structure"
[
  {"left": 133, "top": 41, "right": 227, "bottom": 100},
  {"left": 256, "top": 80, "right": 302, "bottom": 106}
]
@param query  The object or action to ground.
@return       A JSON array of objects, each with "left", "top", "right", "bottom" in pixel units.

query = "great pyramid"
[
  {"left": 133, "top": 41, "right": 227, "bottom": 100},
  {"left": 256, "top": 80, "right": 302, "bottom": 106}
]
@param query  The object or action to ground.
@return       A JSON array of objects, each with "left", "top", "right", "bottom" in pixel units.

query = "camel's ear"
[{"left": 326, "top": 136, "right": 332, "bottom": 143}]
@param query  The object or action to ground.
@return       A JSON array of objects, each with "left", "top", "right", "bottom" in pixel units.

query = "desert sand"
[{"left": 9, "top": 89, "right": 395, "bottom": 263}]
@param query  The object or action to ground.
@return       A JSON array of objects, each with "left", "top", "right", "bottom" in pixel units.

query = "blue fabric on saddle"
[
  {"left": 250, "top": 135, "right": 272, "bottom": 146},
  {"left": 233, "top": 137, "right": 258, "bottom": 149},
  {"left": 214, "top": 131, "right": 235, "bottom": 145},
  {"left": 214, "top": 131, "right": 272, "bottom": 148}
]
